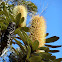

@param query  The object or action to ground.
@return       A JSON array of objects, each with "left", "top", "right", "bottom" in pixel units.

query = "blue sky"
[{"left": 28, "top": 0, "right": 62, "bottom": 58}]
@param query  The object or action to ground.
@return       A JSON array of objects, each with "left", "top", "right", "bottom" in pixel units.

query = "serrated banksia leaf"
[
  {"left": 29, "top": 15, "right": 46, "bottom": 48},
  {"left": 13, "top": 5, "right": 27, "bottom": 27}
]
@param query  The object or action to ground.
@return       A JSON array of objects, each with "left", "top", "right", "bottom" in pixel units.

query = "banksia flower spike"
[
  {"left": 29, "top": 15, "right": 46, "bottom": 48},
  {"left": 13, "top": 5, "right": 27, "bottom": 27}
]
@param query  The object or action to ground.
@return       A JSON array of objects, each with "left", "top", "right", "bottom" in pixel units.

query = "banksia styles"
[
  {"left": 13, "top": 5, "right": 27, "bottom": 27},
  {"left": 29, "top": 15, "right": 46, "bottom": 48}
]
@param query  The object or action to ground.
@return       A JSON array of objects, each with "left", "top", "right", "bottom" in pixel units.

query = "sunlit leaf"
[
  {"left": 21, "top": 30, "right": 33, "bottom": 46},
  {"left": 26, "top": 46, "right": 31, "bottom": 59},
  {"left": 38, "top": 47, "right": 49, "bottom": 52},
  {"left": 9, "top": 13, "right": 15, "bottom": 21},
  {"left": 29, "top": 56, "right": 42, "bottom": 62},
  {"left": 15, "top": 13, "right": 21, "bottom": 26},
  {"left": 32, "top": 40, "right": 39, "bottom": 51},
  {"left": 14, "top": 28, "right": 19, "bottom": 34},
  {"left": 14, "top": 28, "right": 27, "bottom": 44},
  {"left": 15, "top": 29, "right": 33, "bottom": 48},
  {"left": 19, "top": 17, "right": 24, "bottom": 26},
  {"left": 19, "top": 27, "right": 29, "bottom": 32}
]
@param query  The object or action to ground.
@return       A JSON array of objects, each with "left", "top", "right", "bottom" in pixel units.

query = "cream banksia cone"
[
  {"left": 13, "top": 5, "right": 27, "bottom": 27},
  {"left": 29, "top": 15, "right": 46, "bottom": 52}
]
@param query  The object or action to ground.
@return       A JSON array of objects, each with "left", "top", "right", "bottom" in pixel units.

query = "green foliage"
[
  {"left": 21, "top": 1, "right": 37, "bottom": 13},
  {"left": 0, "top": 22, "right": 7, "bottom": 30},
  {"left": 54, "top": 58, "right": 62, "bottom": 62},
  {"left": 32, "top": 40, "right": 39, "bottom": 51},
  {"left": 14, "top": 38, "right": 26, "bottom": 54},
  {"left": 19, "top": 27, "right": 30, "bottom": 32},
  {"left": 15, "top": 13, "right": 21, "bottom": 27},
  {"left": 9, "top": 28, "right": 62, "bottom": 62},
  {"left": 26, "top": 46, "right": 31, "bottom": 60},
  {"left": 46, "top": 36, "right": 59, "bottom": 43},
  {"left": 46, "top": 33, "right": 49, "bottom": 37},
  {"left": 29, "top": 56, "right": 42, "bottom": 62},
  {"left": 0, "top": 2, "right": 15, "bottom": 31},
  {"left": 2, "top": 0, "right": 37, "bottom": 14},
  {"left": 45, "top": 44, "right": 62, "bottom": 48}
]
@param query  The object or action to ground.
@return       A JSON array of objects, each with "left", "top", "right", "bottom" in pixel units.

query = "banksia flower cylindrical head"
[
  {"left": 29, "top": 15, "right": 46, "bottom": 48},
  {"left": 13, "top": 5, "right": 27, "bottom": 27}
]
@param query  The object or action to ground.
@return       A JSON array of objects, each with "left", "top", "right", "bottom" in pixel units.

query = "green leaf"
[
  {"left": 0, "top": 11, "right": 4, "bottom": 15},
  {"left": 54, "top": 58, "right": 62, "bottom": 62},
  {"left": 10, "top": 41, "right": 16, "bottom": 45},
  {"left": 19, "top": 27, "right": 29, "bottom": 32},
  {"left": 27, "top": 1, "right": 37, "bottom": 12},
  {"left": 14, "top": 38, "right": 25, "bottom": 53},
  {"left": 14, "top": 28, "right": 27, "bottom": 44},
  {"left": 26, "top": 46, "right": 31, "bottom": 59},
  {"left": 0, "top": 28, "right": 1, "bottom": 37},
  {"left": 5, "top": 17, "right": 10, "bottom": 25},
  {"left": 0, "top": 22, "right": 7, "bottom": 30},
  {"left": 12, "top": 47, "right": 18, "bottom": 55},
  {"left": 32, "top": 40, "right": 39, "bottom": 51},
  {"left": 15, "top": 29, "right": 33, "bottom": 47},
  {"left": 49, "top": 50, "right": 59, "bottom": 53},
  {"left": 15, "top": 13, "right": 21, "bottom": 26},
  {"left": 21, "top": 30, "right": 33, "bottom": 46},
  {"left": 9, "top": 13, "right": 15, "bottom": 21},
  {"left": 15, "top": 37, "right": 22, "bottom": 40},
  {"left": 22, "top": 1, "right": 37, "bottom": 13},
  {"left": 14, "top": 28, "right": 19, "bottom": 34},
  {"left": 0, "top": 9, "right": 9, "bottom": 17},
  {"left": 46, "top": 33, "right": 49, "bottom": 37},
  {"left": 29, "top": 56, "right": 42, "bottom": 62},
  {"left": 1, "top": 2, "right": 5, "bottom": 6},
  {"left": 38, "top": 47, "right": 49, "bottom": 52},
  {"left": 8, "top": 4, "right": 14, "bottom": 7},
  {"left": 40, "top": 52, "right": 54, "bottom": 60},
  {"left": 39, "top": 47, "right": 59, "bottom": 53},
  {"left": 19, "top": 17, "right": 24, "bottom": 25},
  {"left": 50, "top": 56, "right": 56, "bottom": 60},
  {"left": 0, "top": 17, "right": 6, "bottom": 20},
  {"left": 45, "top": 44, "right": 62, "bottom": 48},
  {"left": 0, "top": 20, "right": 5, "bottom": 22},
  {"left": 46, "top": 36, "right": 59, "bottom": 43},
  {"left": 3, "top": 8, "right": 9, "bottom": 17}
]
